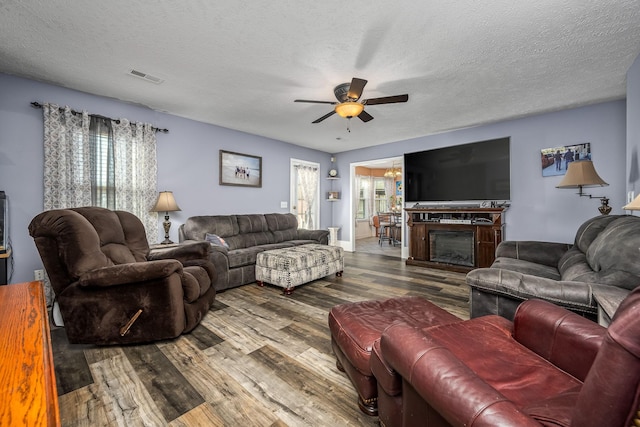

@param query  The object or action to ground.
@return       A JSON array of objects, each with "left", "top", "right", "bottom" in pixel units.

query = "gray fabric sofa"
[
  {"left": 179, "top": 213, "right": 329, "bottom": 291},
  {"left": 466, "top": 214, "right": 640, "bottom": 321}
]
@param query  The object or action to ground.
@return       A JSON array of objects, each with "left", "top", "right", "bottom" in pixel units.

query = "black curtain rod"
[{"left": 30, "top": 101, "right": 169, "bottom": 133}]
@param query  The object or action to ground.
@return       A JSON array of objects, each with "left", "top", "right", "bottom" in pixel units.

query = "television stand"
[{"left": 405, "top": 207, "right": 506, "bottom": 272}]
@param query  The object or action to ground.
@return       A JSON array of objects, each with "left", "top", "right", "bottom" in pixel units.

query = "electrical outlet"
[{"left": 34, "top": 269, "right": 45, "bottom": 281}]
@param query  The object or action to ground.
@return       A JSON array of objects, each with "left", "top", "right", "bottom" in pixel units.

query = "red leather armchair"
[
  {"left": 29, "top": 207, "right": 217, "bottom": 345},
  {"left": 375, "top": 290, "right": 640, "bottom": 426}
]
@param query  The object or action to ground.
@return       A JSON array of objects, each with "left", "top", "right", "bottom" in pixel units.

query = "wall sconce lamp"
[
  {"left": 151, "top": 191, "right": 181, "bottom": 244},
  {"left": 556, "top": 160, "right": 611, "bottom": 215}
]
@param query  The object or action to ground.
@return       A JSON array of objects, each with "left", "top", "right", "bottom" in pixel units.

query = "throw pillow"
[{"left": 205, "top": 233, "right": 229, "bottom": 249}]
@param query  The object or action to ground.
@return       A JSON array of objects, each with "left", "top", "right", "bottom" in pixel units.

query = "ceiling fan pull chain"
[{"left": 347, "top": 118, "right": 351, "bottom": 132}]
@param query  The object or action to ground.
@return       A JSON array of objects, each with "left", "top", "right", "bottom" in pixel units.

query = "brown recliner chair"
[
  {"left": 375, "top": 289, "right": 640, "bottom": 426},
  {"left": 29, "top": 207, "right": 217, "bottom": 345}
]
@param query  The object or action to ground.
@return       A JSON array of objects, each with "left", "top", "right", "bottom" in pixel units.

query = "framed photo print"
[
  {"left": 540, "top": 143, "right": 591, "bottom": 177},
  {"left": 219, "top": 150, "right": 262, "bottom": 187}
]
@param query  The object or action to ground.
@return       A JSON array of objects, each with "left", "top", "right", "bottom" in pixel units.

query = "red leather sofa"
[{"left": 373, "top": 289, "right": 640, "bottom": 426}]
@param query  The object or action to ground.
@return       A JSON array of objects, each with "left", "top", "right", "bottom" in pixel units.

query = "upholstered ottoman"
[
  {"left": 255, "top": 244, "right": 344, "bottom": 294},
  {"left": 328, "top": 296, "right": 460, "bottom": 416}
]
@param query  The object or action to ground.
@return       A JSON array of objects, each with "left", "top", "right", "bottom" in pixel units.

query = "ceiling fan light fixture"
[{"left": 335, "top": 101, "right": 364, "bottom": 118}]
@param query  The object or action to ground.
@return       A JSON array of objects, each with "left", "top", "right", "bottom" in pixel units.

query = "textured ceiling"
[{"left": 1, "top": 1, "right": 639, "bottom": 153}]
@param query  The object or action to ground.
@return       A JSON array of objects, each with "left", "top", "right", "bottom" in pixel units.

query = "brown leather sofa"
[
  {"left": 29, "top": 207, "right": 217, "bottom": 345},
  {"left": 374, "top": 290, "right": 640, "bottom": 427}
]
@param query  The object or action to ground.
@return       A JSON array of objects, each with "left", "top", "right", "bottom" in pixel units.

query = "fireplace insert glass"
[{"left": 428, "top": 229, "right": 474, "bottom": 267}]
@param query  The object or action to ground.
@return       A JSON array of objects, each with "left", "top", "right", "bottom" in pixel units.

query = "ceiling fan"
[{"left": 295, "top": 77, "right": 408, "bottom": 124}]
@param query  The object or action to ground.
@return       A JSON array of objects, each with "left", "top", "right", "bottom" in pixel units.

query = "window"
[
  {"left": 356, "top": 178, "right": 369, "bottom": 219},
  {"left": 89, "top": 118, "right": 115, "bottom": 209},
  {"left": 373, "top": 177, "right": 388, "bottom": 213},
  {"left": 357, "top": 176, "right": 389, "bottom": 220}
]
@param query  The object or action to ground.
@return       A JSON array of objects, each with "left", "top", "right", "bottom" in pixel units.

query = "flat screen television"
[{"left": 404, "top": 137, "right": 510, "bottom": 203}]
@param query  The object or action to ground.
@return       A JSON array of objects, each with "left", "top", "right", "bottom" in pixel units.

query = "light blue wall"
[
  {"left": 1, "top": 64, "right": 636, "bottom": 284},
  {"left": 332, "top": 100, "right": 627, "bottom": 245},
  {"left": 0, "top": 73, "right": 332, "bottom": 284}
]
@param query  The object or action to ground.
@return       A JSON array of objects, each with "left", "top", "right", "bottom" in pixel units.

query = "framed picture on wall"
[
  {"left": 541, "top": 142, "right": 591, "bottom": 177},
  {"left": 219, "top": 150, "right": 262, "bottom": 187}
]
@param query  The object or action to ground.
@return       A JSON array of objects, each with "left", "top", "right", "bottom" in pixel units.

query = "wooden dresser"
[{"left": 0, "top": 281, "right": 60, "bottom": 426}]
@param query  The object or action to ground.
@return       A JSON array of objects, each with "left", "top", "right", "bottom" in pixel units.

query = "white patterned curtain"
[
  {"left": 43, "top": 104, "right": 92, "bottom": 209},
  {"left": 364, "top": 176, "right": 375, "bottom": 219},
  {"left": 384, "top": 177, "right": 395, "bottom": 210},
  {"left": 296, "top": 164, "right": 319, "bottom": 229},
  {"left": 353, "top": 174, "right": 362, "bottom": 219},
  {"left": 112, "top": 119, "right": 158, "bottom": 240}
]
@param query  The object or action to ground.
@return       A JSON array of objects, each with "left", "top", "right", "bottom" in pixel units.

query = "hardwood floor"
[
  {"left": 355, "top": 236, "right": 401, "bottom": 258},
  {"left": 51, "top": 252, "right": 469, "bottom": 426}
]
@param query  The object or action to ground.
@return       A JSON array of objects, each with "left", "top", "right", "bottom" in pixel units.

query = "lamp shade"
[
  {"left": 151, "top": 191, "right": 181, "bottom": 212},
  {"left": 556, "top": 160, "right": 608, "bottom": 188},
  {"left": 623, "top": 194, "right": 640, "bottom": 210},
  {"left": 335, "top": 101, "right": 364, "bottom": 118}
]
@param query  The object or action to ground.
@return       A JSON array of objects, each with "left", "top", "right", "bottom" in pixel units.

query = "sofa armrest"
[
  {"left": 467, "top": 268, "right": 596, "bottom": 313},
  {"left": 78, "top": 260, "right": 182, "bottom": 287},
  {"left": 495, "top": 241, "right": 571, "bottom": 267},
  {"left": 381, "top": 322, "right": 541, "bottom": 427},
  {"left": 297, "top": 228, "right": 329, "bottom": 244},
  {"left": 148, "top": 241, "right": 211, "bottom": 263},
  {"left": 513, "top": 299, "right": 605, "bottom": 381}
]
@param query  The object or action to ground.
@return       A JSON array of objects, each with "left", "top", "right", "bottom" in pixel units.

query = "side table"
[
  {"left": 328, "top": 226, "right": 340, "bottom": 246},
  {"left": 593, "top": 287, "right": 629, "bottom": 327}
]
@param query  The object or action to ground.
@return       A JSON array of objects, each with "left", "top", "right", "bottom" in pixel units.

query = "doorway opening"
[{"left": 351, "top": 156, "right": 404, "bottom": 258}]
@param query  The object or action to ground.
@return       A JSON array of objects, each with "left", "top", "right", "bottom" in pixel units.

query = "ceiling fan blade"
[
  {"left": 295, "top": 99, "right": 337, "bottom": 105},
  {"left": 364, "top": 94, "right": 409, "bottom": 105},
  {"left": 347, "top": 78, "right": 368, "bottom": 100},
  {"left": 358, "top": 110, "right": 374, "bottom": 122},
  {"left": 312, "top": 110, "right": 336, "bottom": 123}
]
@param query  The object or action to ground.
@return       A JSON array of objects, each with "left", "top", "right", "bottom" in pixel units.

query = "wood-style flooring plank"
[
  {"left": 49, "top": 328, "right": 94, "bottom": 395},
  {"left": 89, "top": 353, "right": 167, "bottom": 426},
  {"left": 51, "top": 251, "right": 469, "bottom": 426},
  {"left": 57, "top": 384, "right": 110, "bottom": 427},
  {"left": 122, "top": 344, "right": 205, "bottom": 422},
  {"left": 159, "top": 338, "right": 283, "bottom": 426}
]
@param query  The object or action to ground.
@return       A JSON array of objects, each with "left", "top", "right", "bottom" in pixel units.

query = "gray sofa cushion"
[
  {"left": 228, "top": 247, "right": 266, "bottom": 268},
  {"left": 492, "top": 257, "right": 562, "bottom": 280},
  {"left": 183, "top": 215, "right": 239, "bottom": 240},
  {"left": 265, "top": 213, "right": 299, "bottom": 243},
  {"left": 558, "top": 248, "right": 592, "bottom": 280},
  {"left": 573, "top": 214, "right": 619, "bottom": 252},
  {"left": 584, "top": 216, "right": 640, "bottom": 289}
]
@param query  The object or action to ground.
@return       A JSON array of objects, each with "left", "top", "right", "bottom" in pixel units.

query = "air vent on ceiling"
[{"left": 128, "top": 69, "right": 164, "bottom": 84}]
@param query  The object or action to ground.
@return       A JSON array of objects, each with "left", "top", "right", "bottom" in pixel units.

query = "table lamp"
[
  {"left": 556, "top": 160, "right": 611, "bottom": 215},
  {"left": 623, "top": 194, "right": 640, "bottom": 212},
  {"left": 151, "top": 191, "right": 181, "bottom": 244}
]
